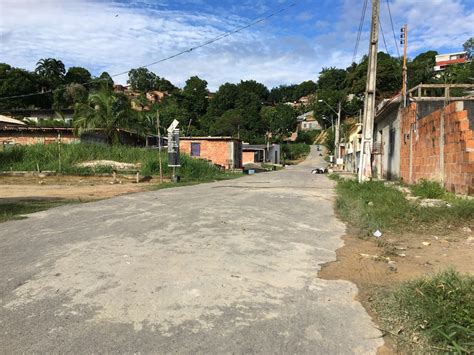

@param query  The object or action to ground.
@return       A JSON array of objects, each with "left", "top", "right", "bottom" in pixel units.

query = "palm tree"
[
  {"left": 35, "top": 58, "right": 66, "bottom": 88},
  {"left": 74, "top": 90, "right": 139, "bottom": 144}
]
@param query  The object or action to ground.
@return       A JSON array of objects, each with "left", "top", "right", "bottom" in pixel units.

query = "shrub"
[
  {"left": 411, "top": 179, "right": 446, "bottom": 199},
  {"left": 281, "top": 143, "right": 310, "bottom": 162},
  {"left": 378, "top": 269, "right": 474, "bottom": 352}
]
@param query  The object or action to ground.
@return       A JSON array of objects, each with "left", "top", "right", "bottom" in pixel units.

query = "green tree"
[
  {"left": 53, "top": 83, "right": 88, "bottom": 110},
  {"left": 463, "top": 37, "right": 474, "bottom": 58},
  {"left": 90, "top": 72, "right": 114, "bottom": 92},
  {"left": 318, "top": 67, "right": 347, "bottom": 91},
  {"left": 128, "top": 68, "right": 157, "bottom": 92},
  {"left": 74, "top": 89, "right": 139, "bottom": 144},
  {"left": 35, "top": 58, "right": 66, "bottom": 89},
  {"left": 182, "top": 76, "right": 209, "bottom": 125},
  {"left": 407, "top": 50, "right": 438, "bottom": 88},
  {"left": 65, "top": 66, "right": 92, "bottom": 84},
  {"left": 261, "top": 104, "right": 297, "bottom": 140},
  {"left": 0, "top": 63, "right": 41, "bottom": 109}
]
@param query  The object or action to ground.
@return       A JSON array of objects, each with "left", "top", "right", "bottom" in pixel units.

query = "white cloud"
[{"left": 0, "top": 0, "right": 472, "bottom": 91}]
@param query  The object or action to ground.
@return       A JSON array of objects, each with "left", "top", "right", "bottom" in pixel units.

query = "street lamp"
[
  {"left": 321, "top": 115, "right": 334, "bottom": 132},
  {"left": 318, "top": 99, "right": 341, "bottom": 161}
]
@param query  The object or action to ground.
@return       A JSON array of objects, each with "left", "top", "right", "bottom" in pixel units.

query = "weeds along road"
[{"left": 0, "top": 147, "right": 383, "bottom": 353}]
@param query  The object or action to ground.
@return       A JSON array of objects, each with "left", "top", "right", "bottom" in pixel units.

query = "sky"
[{"left": 0, "top": 0, "right": 473, "bottom": 91}]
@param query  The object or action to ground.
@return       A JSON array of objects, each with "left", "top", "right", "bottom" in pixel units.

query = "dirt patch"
[
  {"left": 0, "top": 175, "right": 161, "bottom": 201},
  {"left": 319, "top": 226, "right": 474, "bottom": 354}
]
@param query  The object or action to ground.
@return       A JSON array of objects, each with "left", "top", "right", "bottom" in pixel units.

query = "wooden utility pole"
[
  {"left": 156, "top": 110, "right": 163, "bottom": 184},
  {"left": 358, "top": 0, "right": 379, "bottom": 183},
  {"left": 401, "top": 24, "right": 408, "bottom": 107}
]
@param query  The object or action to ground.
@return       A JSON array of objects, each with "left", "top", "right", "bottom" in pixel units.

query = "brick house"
[
  {"left": 372, "top": 84, "right": 474, "bottom": 195},
  {"left": 179, "top": 137, "right": 242, "bottom": 169}
]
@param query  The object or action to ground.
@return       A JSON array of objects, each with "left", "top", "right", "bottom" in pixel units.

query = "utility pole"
[
  {"left": 401, "top": 24, "right": 408, "bottom": 107},
  {"left": 156, "top": 110, "right": 163, "bottom": 184},
  {"left": 335, "top": 101, "right": 341, "bottom": 161},
  {"left": 358, "top": 0, "right": 379, "bottom": 183}
]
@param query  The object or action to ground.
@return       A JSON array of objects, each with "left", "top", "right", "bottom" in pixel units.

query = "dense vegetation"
[
  {"left": 0, "top": 37, "right": 472, "bottom": 144},
  {"left": 0, "top": 143, "right": 235, "bottom": 182}
]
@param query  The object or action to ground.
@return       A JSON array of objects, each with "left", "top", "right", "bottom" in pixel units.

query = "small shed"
[
  {"left": 179, "top": 137, "right": 242, "bottom": 169},
  {"left": 242, "top": 143, "right": 281, "bottom": 165}
]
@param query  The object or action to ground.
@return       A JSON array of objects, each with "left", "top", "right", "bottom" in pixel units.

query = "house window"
[{"left": 191, "top": 142, "right": 201, "bottom": 157}]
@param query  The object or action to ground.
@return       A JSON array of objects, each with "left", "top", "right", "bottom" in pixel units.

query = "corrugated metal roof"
[{"left": 0, "top": 115, "right": 26, "bottom": 126}]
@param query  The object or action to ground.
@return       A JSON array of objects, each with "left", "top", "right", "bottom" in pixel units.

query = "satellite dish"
[{"left": 167, "top": 119, "right": 179, "bottom": 133}]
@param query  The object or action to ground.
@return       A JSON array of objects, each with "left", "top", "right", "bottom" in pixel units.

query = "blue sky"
[{"left": 0, "top": 0, "right": 473, "bottom": 90}]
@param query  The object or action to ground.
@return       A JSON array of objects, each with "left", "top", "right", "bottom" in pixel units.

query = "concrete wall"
[
  {"left": 374, "top": 108, "right": 401, "bottom": 180},
  {"left": 400, "top": 101, "right": 474, "bottom": 195},
  {"left": 268, "top": 145, "right": 281, "bottom": 164},
  {"left": 180, "top": 139, "right": 242, "bottom": 169}
]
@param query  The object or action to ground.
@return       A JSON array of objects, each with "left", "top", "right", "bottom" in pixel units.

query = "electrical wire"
[
  {"left": 352, "top": 0, "right": 369, "bottom": 64},
  {"left": 386, "top": 0, "right": 401, "bottom": 58},
  {"left": 379, "top": 16, "right": 390, "bottom": 56},
  {"left": 0, "top": 2, "right": 297, "bottom": 101}
]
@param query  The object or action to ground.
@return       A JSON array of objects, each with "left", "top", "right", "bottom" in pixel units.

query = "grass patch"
[
  {"left": 334, "top": 179, "right": 474, "bottom": 234},
  {"left": 0, "top": 143, "right": 239, "bottom": 183},
  {"left": 0, "top": 199, "right": 74, "bottom": 223},
  {"left": 410, "top": 179, "right": 446, "bottom": 199},
  {"left": 375, "top": 269, "right": 474, "bottom": 353}
]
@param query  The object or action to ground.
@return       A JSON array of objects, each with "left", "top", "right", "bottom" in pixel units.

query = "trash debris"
[
  {"left": 311, "top": 167, "right": 328, "bottom": 174},
  {"left": 422, "top": 242, "right": 431, "bottom": 246},
  {"left": 373, "top": 230, "right": 383, "bottom": 238},
  {"left": 388, "top": 261, "right": 397, "bottom": 272}
]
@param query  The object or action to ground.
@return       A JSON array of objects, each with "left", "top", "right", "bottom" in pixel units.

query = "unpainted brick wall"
[
  {"left": 0, "top": 132, "right": 79, "bottom": 146},
  {"left": 180, "top": 140, "right": 235, "bottom": 169},
  {"left": 242, "top": 151, "right": 255, "bottom": 164},
  {"left": 400, "top": 101, "right": 474, "bottom": 195}
]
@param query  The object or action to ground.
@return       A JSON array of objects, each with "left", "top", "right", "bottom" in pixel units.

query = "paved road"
[{"left": 0, "top": 147, "right": 383, "bottom": 353}]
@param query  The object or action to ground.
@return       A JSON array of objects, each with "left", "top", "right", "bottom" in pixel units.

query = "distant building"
[
  {"left": 0, "top": 115, "right": 26, "bottom": 128},
  {"left": 434, "top": 51, "right": 469, "bottom": 71},
  {"left": 297, "top": 111, "right": 321, "bottom": 131},
  {"left": 0, "top": 126, "right": 79, "bottom": 147},
  {"left": 180, "top": 137, "right": 242, "bottom": 170}
]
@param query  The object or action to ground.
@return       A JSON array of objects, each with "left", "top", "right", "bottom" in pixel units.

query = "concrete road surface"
[{"left": 0, "top": 147, "right": 383, "bottom": 353}]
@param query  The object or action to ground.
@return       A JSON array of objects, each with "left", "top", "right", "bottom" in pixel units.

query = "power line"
[
  {"left": 379, "top": 16, "right": 390, "bottom": 56},
  {"left": 386, "top": 0, "right": 401, "bottom": 58},
  {"left": 0, "top": 2, "right": 297, "bottom": 101},
  {"left": 352, "top": 0, "right": 369, "bottom": 64}
]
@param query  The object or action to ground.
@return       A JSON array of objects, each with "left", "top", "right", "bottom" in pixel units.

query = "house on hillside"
[
  {"left": 297, "top": 111, "right": 321, "bottom": 131},
  {"left": 146, "top": 90, "right": 168, "bottom": 103},
  {"left": 343, "top": 123, "right": 362, "bottom": 173},
  {"left": 434, "top": 51, "right": 470, "bottom": 71},
  {"left": 179, "top": 137, "right": 242, "bottom": 170}
]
